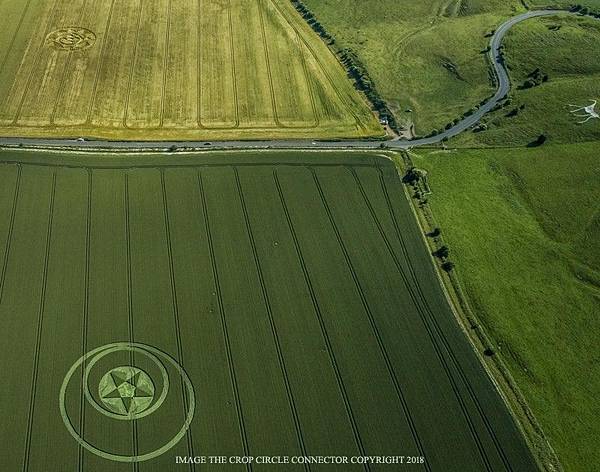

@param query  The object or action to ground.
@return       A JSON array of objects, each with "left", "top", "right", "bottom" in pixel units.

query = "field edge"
[{"left": 391, "top": 150, "right": 563, "bottom": 472}]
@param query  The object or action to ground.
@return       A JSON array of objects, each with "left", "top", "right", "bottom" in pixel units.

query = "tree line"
[{"left": 290, "top": 0, "right": 400, "bottom": 132}]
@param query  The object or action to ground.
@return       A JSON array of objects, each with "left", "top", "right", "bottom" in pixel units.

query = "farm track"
[
  {"left": 122, "top": 0, "right": 145, "bottom": 130},
  {"left": 257, "top": 0, "right": 284, "bottom": 129},
  {"left": 0, "top": 0, "right": 34, "bottom": 83},
  {"left": 3, "top": 9, "right": 593, "bottom": 149},
  {"left": 77, "top": 170, "right": 92, "bottom": 472},
  {"left": 159, "top": 0, "right": 172, "bottom": 129},
  {"left": 0, "top": 165, "right": 21, "bottom": 303},
  {"left": 85, "top": 0, "right": 116, "bottom": 126}
]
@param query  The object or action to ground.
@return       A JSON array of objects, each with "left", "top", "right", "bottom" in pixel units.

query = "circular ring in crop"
[
  {"left": 82, "top": 344, "right": 169, "bottom": 421},
  {"left": 60, "top": 342, "right": 195, "bottom": 462},
  {"left": 46, "top": 27, "right": 96, "bottom": 51}
]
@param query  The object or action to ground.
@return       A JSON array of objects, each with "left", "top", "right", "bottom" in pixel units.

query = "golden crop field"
[{"left": 0, "top": 0, "right": 382, "bottom": 140}]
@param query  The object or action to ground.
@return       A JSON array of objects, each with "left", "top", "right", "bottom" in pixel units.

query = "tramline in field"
[
  {"left": 0, "top": 150, "right": 537, "bottom": 471},
  {"left": 0, "top": 0, "right": 382, "bottom": 140}
]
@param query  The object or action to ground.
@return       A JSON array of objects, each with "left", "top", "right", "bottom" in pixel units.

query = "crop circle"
[
  {"left": 46, "top": 27, "right": 96, "bottom": 51},
  {"left": 59, "top": 342, "right": 195, "bottom": 463}
]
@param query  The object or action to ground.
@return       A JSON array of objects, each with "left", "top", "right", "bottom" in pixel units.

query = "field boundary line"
[
  {"left": 10, "top": 0, "right": 62, "bottom": 125},
  {"left": 160, "top": 170, "right": 196, "bottom": 471},
  {"left": 309, "top": 167, "right": 431, "bottom": 469},
  {"left": 349, "top": 167, "right": 494, "bottom": 471},
  {"left": 273, "top": 169, "right": 369, "bottom": 472},
  {"left": 22, "top": 169, "right": 56, "bottom": 472},
  {"left": 122, "top": 0, "right": 145, "bottom": 130},
  {"left": 400, "top": 159, "right": 562, "bottom": 472},
  {"left": 78, "top": 169, "right": 92, "bottom": 472},
  {"left": 0, "top": 159, "right": 381, "bottom": 171},
  {"left": 377, "top": 168, "right": 515, "bottom": 469},
  {"left": 196, "top": 171, "right": 251, "bottom": 471},
  {"left": 0, "top": 165, "right": 21, "bottom": 306},
  {"left": 49, "top": 0, "right": 90, "bottom": 126},
  {"left": 85, "top": 0, "right": 117, "bottom": 124},
  {"left": 233, "top": 167, "right": 309, "bottom": 470},
  {"left": 372, "top": 167, "right": 512, "bottom": 470},
  {"left": 124, "top": 173, "right": 140, "bottom": 472},
  {"left": 159, "top": 0, "right": 173, "bottom": 128}
]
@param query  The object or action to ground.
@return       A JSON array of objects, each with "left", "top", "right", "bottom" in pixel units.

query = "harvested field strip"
[
  {"left": 0, "top": 0, "right": 59, "bottom": 122},
  {"left": 198, "top": 0, "right": 237, "bottom": 128},
  {"left": 0, "top": 0, "right": 381, "bottom": 139},
  {"left": 0, "top": 151, "right": 537, "bottom": 471},
  {"left": 83, "top": 0, "right": 117, "bottom": 126},
  {"left": 0, "top": 0, "right": 34, "bottom": 76},
  {"left": 49, "top": 0, "right": 91, "bottom": 125}
]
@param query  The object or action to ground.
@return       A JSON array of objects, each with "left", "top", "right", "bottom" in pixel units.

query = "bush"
[{"left": 433, "top": 245, "right": 449, "bottom": 259}]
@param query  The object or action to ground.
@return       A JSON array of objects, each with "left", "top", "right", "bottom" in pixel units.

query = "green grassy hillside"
[
  {"left": 413, "top": 142, "right": 600, "bottom": 471},
  {"left": 302, "top": 1, "right": 600, "bottom": 142},
  {"left": 302, "top": 0, "right": 525, "bottom": 135},
  {"left": 456, "top": 14, "right": 600, "bottom": 146}
]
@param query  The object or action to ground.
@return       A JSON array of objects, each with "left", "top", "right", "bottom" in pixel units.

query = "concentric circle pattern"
[
  {"left": 46, "top": 27, "right": 96, "bottom": 51},
  {"left": 59, "top": 342, "right": 195, "bottom": 463}
]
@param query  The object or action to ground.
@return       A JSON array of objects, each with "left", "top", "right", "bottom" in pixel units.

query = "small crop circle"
[
  {"left": 46, "top": 27, "right": 96, "bottom": 51},
  {"left": 98, "top": 366, "right": 155, "bottom": 417}
]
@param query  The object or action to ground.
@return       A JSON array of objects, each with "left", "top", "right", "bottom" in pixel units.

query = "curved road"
[{"left": 0, "top": 9, "right": 579, "bottom": 151}]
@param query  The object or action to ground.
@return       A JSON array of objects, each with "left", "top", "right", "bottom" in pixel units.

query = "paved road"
[{"left": 0, "top": 9, "right": 574, "bottom": 151}]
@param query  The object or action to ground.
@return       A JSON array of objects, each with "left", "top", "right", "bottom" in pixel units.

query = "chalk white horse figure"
[{"left": 569, "top": 100, "right": 599, "bottom": 123}]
